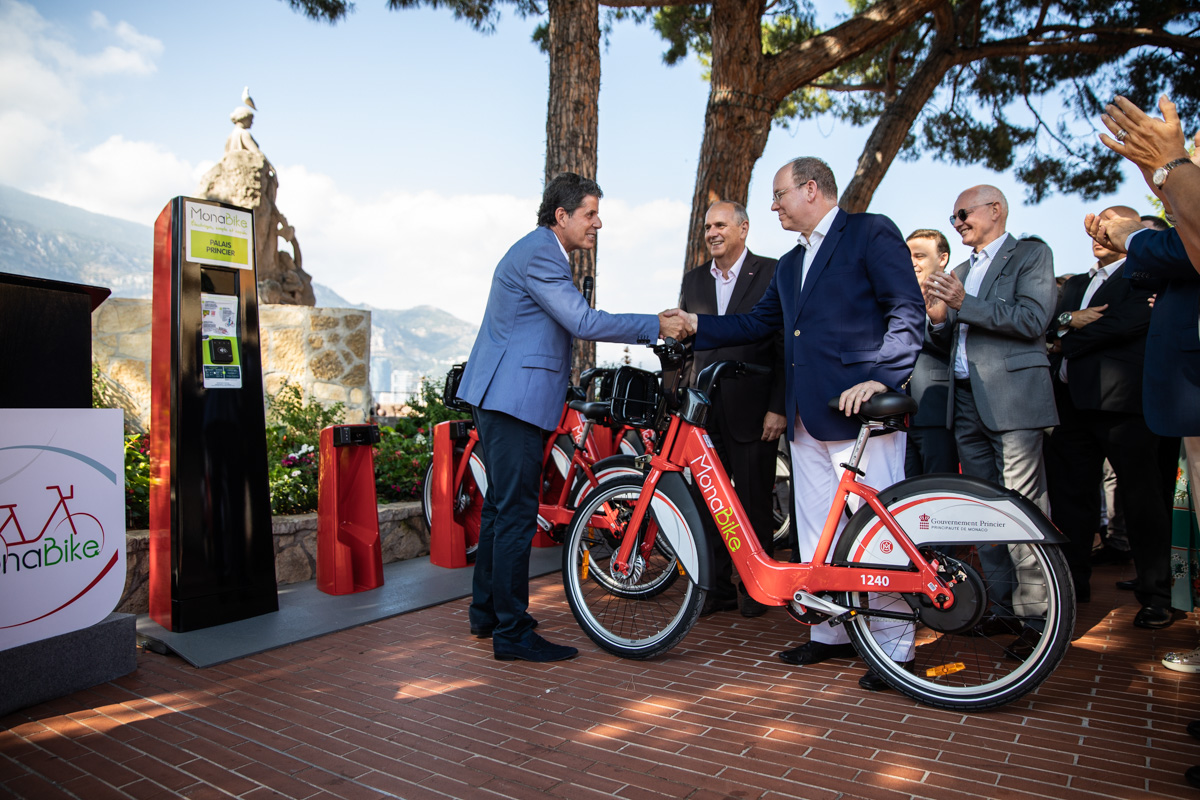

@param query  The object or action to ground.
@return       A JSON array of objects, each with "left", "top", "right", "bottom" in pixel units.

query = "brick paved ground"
[{"left": 2, "top": 562, "right": 1199, "bottom": 800}]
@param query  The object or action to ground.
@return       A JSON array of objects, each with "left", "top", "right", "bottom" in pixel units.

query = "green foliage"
[
  {"left": 646, "top": 0, "right": 1200, "bottom": 204},
  {"left": 118, "top": 379, "right": 469, "bottom": 525},
  {"left": 91, "top": 364, "right": 118, "bottom": 410},
  {"left": 373, "top": 378, "right": 470, "bottom": 504},
  {"left": 124, "top": 433, "right": 150, "bottom": 530},
  {"left": 264, "top": 382, "right": 344, "bottom": 515}
]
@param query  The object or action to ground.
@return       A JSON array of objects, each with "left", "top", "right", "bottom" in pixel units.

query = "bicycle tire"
[
  {"left": 834, "top": 474, "right": 1075, "bottom": 710},
  {"left": 562, "top": 476, "right": 703, "bottom": 659},
  {"left": 772, "top": 446, "right": 792, "bottom": 548}
]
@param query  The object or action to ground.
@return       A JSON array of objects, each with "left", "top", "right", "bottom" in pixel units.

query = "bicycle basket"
[
  {"left": 609, "top": 366, "right": 660, "bottom": 428},
  {"left": 443, "top": 363, "right": 472, "bottom": 412}
]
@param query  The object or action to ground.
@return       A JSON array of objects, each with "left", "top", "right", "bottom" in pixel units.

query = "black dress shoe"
[
  {"left": 493, "top": 632, "right": 578, "bottom": 662},
  {"left": 471, "top": 619, "right": 537, "bottom": 638},
  {"left": 1115, "top": 579, "right": 1136, "bottom": 591},
  {"left": 739, "top": 593, "right": 769, "bottom": 618},
  {"left": 858, "top": 662, "right": 914, "bottom": 692},
  {"left": 1076, "top": 585, "right": 1091, "bottom": 603},
  {"left": 1133, "top": 605, "right": 1175, "bottom": 629},
  {"left": 1186, "top": 765, "right": 1200, "bottom": 790},
  {"left": 1187, "top": 720, "right": 1200, "bottom": 742},
  {"left": 1006, "top": 627, "right": 1041, "bottom": 659},
  {"left": 700, "top": 595, "right": 739, "bottom": 617},
  {"left": 778, "top": 641, "right": 856, "bottom": 666}
]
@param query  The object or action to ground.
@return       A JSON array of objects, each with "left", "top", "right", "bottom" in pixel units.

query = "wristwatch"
[
  {"left": 1057, "top": 311, "right": 1073, "bottom": 327},
  {"left": 1152, "top": 157, "right": 1191, "bottom": 188}
]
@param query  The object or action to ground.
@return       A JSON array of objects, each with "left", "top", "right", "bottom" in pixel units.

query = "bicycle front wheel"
[{"left": 562, "top": 476, "right": 702, "bottom": 659}]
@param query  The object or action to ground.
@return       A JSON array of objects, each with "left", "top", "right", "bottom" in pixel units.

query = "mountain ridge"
[{"left": 0, "top": 184, "right": 477, "bottom": 383}]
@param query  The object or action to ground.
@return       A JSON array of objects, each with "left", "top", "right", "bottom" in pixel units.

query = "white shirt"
[
  {"left": 710, "top": 247, "right": 749, "bottom": 315},
  {"left": 797, "top": 205, "right": 840, "bottom": 288},
  {"left": 953, "top": 233, "right": 1011, "bottom": 380},
  {"left": 1058, "top": 258, "right": 1123, "bottom": 382}
]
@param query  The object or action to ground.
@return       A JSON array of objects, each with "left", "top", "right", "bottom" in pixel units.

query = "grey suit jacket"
[{"left": 929, "top": 233, "right": 1058, "bottom": 432}]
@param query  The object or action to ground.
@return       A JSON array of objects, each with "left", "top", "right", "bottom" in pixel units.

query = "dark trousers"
[
  {"left": 469, "top": 407, "right": 545, "bottom": 645},
  {"left": 954, "top": 384, "right": 1049, "bottom": 615},
  {"left": 905, "top": 424, "right": 959, "bottom": 477},
  {"left": 705, "top": 411, "right": 776, "bottom": 602},
  {"left": 1045, "top": 389, "right": 1171, "bottom": 608}
]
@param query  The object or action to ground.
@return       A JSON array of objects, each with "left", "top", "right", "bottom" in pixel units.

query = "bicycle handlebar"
[{"left": 695, "top": 359, "right": 768, "bottom": 398}]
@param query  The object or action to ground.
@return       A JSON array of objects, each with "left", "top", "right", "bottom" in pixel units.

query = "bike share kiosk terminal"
[{"left": 149, "top": 197, "right": 278, "bottom": 632}]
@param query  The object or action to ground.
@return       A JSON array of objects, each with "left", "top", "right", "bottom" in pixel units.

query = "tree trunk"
[
  {"left": 546, "top": 0, "right": 601, "bottom": 378},
  {"left": 683, "top": 0, "right": 771, "bottom": 272},
  {"left": 683, "top": 0, "right": 945, "bottom": 274},
  {"left": 840, "top": 17, "right": 959, "bottom": 211}
]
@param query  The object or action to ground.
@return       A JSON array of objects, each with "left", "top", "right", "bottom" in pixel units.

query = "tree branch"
[{"left": 763, "top": 0, "right": 944, "bottom": 99}]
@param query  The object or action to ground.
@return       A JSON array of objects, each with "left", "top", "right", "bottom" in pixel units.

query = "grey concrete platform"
[
  {"left": 0, "top": 612, "right": 137, "bottom": 717},
  {"left": 135, "top": 546, "right": 563, "bottom": 668}
]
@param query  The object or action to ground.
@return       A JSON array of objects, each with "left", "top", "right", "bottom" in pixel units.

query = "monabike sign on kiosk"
[{"left": 149, "top": 197, "right": 278, "bottom": 632}]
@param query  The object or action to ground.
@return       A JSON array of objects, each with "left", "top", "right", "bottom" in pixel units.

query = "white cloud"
[
  {"left": 0, "top": 1, "right": 175, "bottom": 215},
  {"left": 36, "top": 135, "right": 201, "bottom": 223},
  {"left": 279, "top": 164, "right": 689, "bottom": 338}
]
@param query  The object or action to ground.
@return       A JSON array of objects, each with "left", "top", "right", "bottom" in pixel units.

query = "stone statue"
[{"left": 196, "top": 88, "right": 315, "bottom": 305}]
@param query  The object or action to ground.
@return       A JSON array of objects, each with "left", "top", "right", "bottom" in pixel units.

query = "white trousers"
[{"left": 789, "top": 416, "right": 914, "bottom": 661}]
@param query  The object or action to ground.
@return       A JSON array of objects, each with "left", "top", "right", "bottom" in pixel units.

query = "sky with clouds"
[{"left": 2, "top": 0, "right": 1154, "bottom": 367}]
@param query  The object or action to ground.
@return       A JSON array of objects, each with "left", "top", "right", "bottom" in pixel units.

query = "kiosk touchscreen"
[{"left": 149, "top": 197, "right": 278, "bottom": 632}]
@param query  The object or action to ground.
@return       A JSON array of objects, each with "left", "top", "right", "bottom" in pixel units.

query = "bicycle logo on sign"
[{"left": 0, "top": 485, "right": 106, "bottom": 553}]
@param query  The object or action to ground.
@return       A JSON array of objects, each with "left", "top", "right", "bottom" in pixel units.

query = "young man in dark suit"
[
  {"left": 678, "top": 201, "right": 785, "bottom": 618},
  {"left": 904, "top": 229, "right": 959, "bottom": 476},
  {"left": 1044, "top": 206, "right": 1169, "bottom": 624}
]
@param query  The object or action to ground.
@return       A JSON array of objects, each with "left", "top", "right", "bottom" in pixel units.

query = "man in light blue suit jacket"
[{"left": 456, "top": 173, "right": 681, "bottom": 662}]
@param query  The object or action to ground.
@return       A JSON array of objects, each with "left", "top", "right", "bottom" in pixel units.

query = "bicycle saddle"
[
  {"left": 568, "top": 399, "right": 611, "bottom": 423},
  {"left": 825, "top": 392, "right": 917, "bottom": 420}
]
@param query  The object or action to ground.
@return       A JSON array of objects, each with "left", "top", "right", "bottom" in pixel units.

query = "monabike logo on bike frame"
[
  {"left": 690, "top": 449, "right": 743, "bottom": 553},
  {"left": 0, "top": 409, "right": 126, "bottom": 651}
]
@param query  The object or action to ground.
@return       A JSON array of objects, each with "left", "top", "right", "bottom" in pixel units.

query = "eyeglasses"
[
  {"left": 950, "top": 202, "right": 997, "bottom": 225},
  {"left": 772, "top": 179, "right": 811, "bottom": 203}
]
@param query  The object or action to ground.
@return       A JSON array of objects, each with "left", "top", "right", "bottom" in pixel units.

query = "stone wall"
[
  {"left": 259, "top": 305, "right": 371, "bottom": 423},
  {"left": 91, "top": 299, "right": 372, "bottom": 430},
  {"left": 118, "top": 501, "right": 429, "bottom": 614}
]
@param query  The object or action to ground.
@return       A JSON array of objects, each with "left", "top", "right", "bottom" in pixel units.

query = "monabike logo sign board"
[
  {"left": 0, "top": 409, "right": 126, "bottom": 651},
  {"left": 185, "top": 200, "right": 254, "bottom": 270}
]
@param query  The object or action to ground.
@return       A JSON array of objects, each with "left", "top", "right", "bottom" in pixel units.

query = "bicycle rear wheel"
[
  {"left": 845, "top": 541, "right": 1072, "bottom": 710},
  {"left": 563, "top": 476, "right": 702, "bottom": 659}
]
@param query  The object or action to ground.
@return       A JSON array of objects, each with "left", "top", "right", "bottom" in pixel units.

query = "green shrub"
[
  {"left": 373, "top": 379, "right": 469, "bottom": 504},
  {"left": 113, "top": 375, "right": 468, "bottom": 525},
  {"left": 124, "top": 433, "right": 150, "bottom": 530},
  {"left": 265, "top": 382, "right": 343, "bottom": 516}
]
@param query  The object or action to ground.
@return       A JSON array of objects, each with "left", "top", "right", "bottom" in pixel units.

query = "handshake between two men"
[{"left": 656, "top": 308, "right": 697, "bottom": 341}]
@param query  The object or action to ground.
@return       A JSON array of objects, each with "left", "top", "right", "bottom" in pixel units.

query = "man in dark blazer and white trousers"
[
  {"left": 456, "top": 173, "right": 686, "bottom": 663},
  {"left": 925, "top": 185, "right": 1057, "bottom": 642},
  {"left": 678, "top": 200, "right": 785, "bottom": 618},
  {"left": 1044, "top": 206, "right": 1170, "bottom": 626},
  {"left": 670, "top": 157, "right": 925, "bottom": 691}
]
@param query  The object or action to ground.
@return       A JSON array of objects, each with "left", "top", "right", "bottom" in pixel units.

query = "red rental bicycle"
[
  {"left": 422, "top": 365, "right": 647, "bottom": 560},
  {"left": 561, "top": 341, "right": 1075, "bottom": 711}
]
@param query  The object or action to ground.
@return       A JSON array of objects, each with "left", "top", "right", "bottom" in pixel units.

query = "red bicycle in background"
[
  {"left": 562, "top": 341, "right": 1075, "bottom": 711},
  {"left": 422, "top": 365, "right": 649, "bottom": 561}
]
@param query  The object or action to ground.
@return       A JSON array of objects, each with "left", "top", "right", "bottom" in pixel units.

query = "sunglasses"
[{"left": 949, "top": 202, "right": 997, "bottom": 225}]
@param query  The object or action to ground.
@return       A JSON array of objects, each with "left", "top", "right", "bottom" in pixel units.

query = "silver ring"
[{"left": 1116, "top": 128, "right": 1129, "bottom": 142}]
